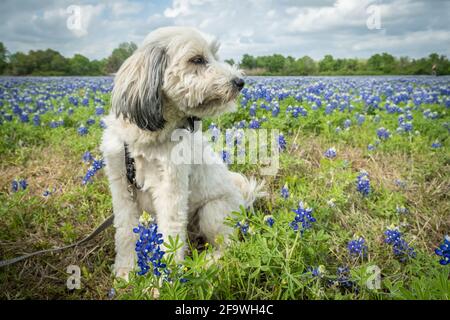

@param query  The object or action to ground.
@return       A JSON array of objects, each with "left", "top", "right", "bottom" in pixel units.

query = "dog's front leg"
[
  {"left": 152, "top": 161, "right": 190, "bottom": 262},
  {"left": 109, "top": 176, "right": 140, "bottom": 281}
]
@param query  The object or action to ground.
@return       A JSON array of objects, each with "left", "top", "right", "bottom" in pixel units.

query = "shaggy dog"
[{"left": 101, "top": 27, "right": 264, "bottom": 280}]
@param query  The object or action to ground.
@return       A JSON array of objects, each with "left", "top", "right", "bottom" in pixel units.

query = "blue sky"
[{"left": 1, "top": 0, "right": 449, "bottom": 61}]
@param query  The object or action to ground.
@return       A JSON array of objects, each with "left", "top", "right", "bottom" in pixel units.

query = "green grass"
[{"left": 0, "top": 77, "right": 449, "bottom": 300}]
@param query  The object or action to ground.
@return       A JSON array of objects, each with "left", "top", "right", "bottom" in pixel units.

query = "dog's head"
[{"left": 112, "top": 27, "right": 244, "bottom": 131}]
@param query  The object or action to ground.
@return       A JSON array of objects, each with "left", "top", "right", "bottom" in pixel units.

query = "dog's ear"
[{"left": 112, "top": 45, "right": 167, "bottom": 131}]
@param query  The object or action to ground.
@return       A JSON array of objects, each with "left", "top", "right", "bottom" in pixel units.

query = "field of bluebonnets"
[{"left": 0, "top": 75, "right": 449, "bottom": 300}]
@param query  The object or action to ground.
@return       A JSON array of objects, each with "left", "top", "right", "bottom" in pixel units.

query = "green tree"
[
  {"left": 319, "top": 54, "right": 335, "bottom": 73},
  {"left": 240, "top": 54, "right": 257, "bottom": 69},
  {"left": 0, "top": 42, "right": 8, "bottom": 74},
  {"left": 296, "top": 56, "right": 318, "bottom": 75},
  {"left": 69, "top": 54, "right": 92, "bottom": 75},
  {"left": 104, "top": 42, "right": 137, "bottom": 74}
]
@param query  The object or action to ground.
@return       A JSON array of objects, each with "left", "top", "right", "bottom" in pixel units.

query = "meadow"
[{"left": 0, "top": 75, "right": 448, "bottom": 300}]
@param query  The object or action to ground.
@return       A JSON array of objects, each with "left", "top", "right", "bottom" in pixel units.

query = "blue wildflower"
[
  {"left": 11, "top": 180, "right": 19, "bottom": 192},
  {"left": 264, "top": 215, "right": 275, "bottom": 227},
  {"left": 281, "top": 183, "right": 289, "bottom": 199},
  {"left": 221, "top": 150, "right": 232, "bottom": 165},
  {"left": 356, "top": 171, "right": 370, "bottom": 196},
  {"left": 86, "top": 118, "right": 96, "bottom": 126},
  {"left": 82, "top": 151, "right": 94, "bottom": 163},
  {"left": 95, "top": 106, "right": 105, "bottom": 115},
  {"left": 33, "top": 114, "right": 40, "bottom": 126},
  {"left": 278, "top": 133, "right": 287, "bottom": 151},
  {"left": 343, "top": 119, "right": 352, "bottom": 129},
  {"left": 290, "top": 201, "right": 316, "bottom": 233},
  {"left": 347, "top": 237, "right": 368, "bottom": 258},
  {"left": 20, "top": 112, "right": 29, "bottom": 123},
  {"left": 384, "top": 228, "right": 416, "bottom": 262},
  {"left": 236, "top": 220, "right": 250, "bottom": 235},
  {"left": 78, "top": 125, "right": 89, "bottom": 136},
  {"left": 133, "top": 213, "right": 166, "bottom": 276},
  {"left": 82, "top": 158, "right": 105, "bottom": 184},
  {"left": 324, "top": 147, "right": 337, "bottom": 159},
  {"left": 377, "top": 127, "right": 390, "bottom": 140},
  {"left": 434, "top": 235, "right": 450, "bottom": 265},
  {"left": 19, "top": 179, "right": 28, "bottom": 190},
  {"left": 431, "top": 141, "right": 442, "bottom": 149}
]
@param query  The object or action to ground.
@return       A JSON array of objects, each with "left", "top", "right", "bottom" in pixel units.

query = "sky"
[{"left": 1, "top": 0, "right": 449, "bottom": 61}]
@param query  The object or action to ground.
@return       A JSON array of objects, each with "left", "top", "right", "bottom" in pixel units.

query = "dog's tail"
[{"left": 230, "top": 172, "right": 267, "bottom": 208}]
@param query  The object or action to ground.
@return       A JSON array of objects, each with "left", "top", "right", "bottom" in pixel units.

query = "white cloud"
[{"left": 0, "top": 0, "right": 449, "bottom": 61}]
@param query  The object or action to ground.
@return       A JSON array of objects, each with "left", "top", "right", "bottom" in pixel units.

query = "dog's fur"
[{"left": 101, "top": 27, "right": 264, "bottom": 280}]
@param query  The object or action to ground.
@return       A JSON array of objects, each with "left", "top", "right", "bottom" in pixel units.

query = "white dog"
[{"left": 100, "top": 27, "right": 264, "bottom": 280}]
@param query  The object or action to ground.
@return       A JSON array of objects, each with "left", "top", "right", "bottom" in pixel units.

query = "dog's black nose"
[{"left": 232, "top": 78, "right": 245, "bottom": 91}]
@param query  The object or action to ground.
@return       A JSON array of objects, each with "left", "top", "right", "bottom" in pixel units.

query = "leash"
[
  {"left": 0, "top": 215, "right": 114, "bottom": 268},
  {"left": 0, "top": 116, "right": 201, "bottom": 268}
]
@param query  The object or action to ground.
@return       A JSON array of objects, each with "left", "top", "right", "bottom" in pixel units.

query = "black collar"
[{"left": 124, "top": 116, "right": 202, "bottom": 196}]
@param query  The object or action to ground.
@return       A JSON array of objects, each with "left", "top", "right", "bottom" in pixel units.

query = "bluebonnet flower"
[
  {"left": 20, "top": 112, "right": 29, "bottom": 123},
  {"left": 335, "top": 267, "right": 358, "bottom": 291},
  {"left": 356, "top": 114, "right": 365, "bottom": 126},
  {"left": 33, "top": 114, "right": 40, "bottom": 126},
  {"left": 236, "top": 220, "right": 250, "bottom": 235},
  {"left": 249, "top": 118, "right": 261, "bottom": 129},
  {"left": 272, "top": 105, "right": 280, "bottom": 117},
  {"left": 95, "top": 106, "right": 105, "bottom": 115},
  {"left": 86, "top": 117, "right": 96, "bottom": 126},
  {"left": 82, "top": 151, "right": 94, "bottom": 163},
  {"left": 431, "top": 141, "right": 442, "bottom": 149},
  {"left": 367, "top": 144, "right": 376, "bottom": 151},
  {"left": 324, "top": 147, "right": 337, "bottom": 159},
  {"left": 347, "top": 237, "right": 368, "bottom": 258},
  {"left": 377, "top": 127, "right": 390, "bottom": 140},
  {"left": 4, "top": 114, "right": 13, "bottom": 121},
  {"left": 68, "top": 108, "right": 74, "bottom": 115},
  {"left": 19, "top": 179, "right": 28, "bottom": 190},
  {"left": 82, "top": 158, "right": 105, "bottom": 184},
  {"left": 264, "top": 215, "right": 275, "bottom": 227},
  {"left": 434, "top": 235, "right": 450, "bottom": 265},
  {"left": 281, "top": 183, "right": 289, "bottom": 199},
  {"left": 335, "top": 126, "right": 342, "bottom": 134},
  {"left": 343, "top": 119, "right": 352, "bottom": 129},
  {"left": 356, "top": 171, "right": 370, "bottom": 196},
  {"left": 290, "top": 201, "right": 316, "bottom": 233},
  {"left": 400, "top": 121, "right": 413, "bottom": 132},
  {"left": 11, "top": 180, "right": 19, "bottom": 192},
  {"left": 278, "top": 133, "right": 287, "bottom": 151},
  {"left": 78, "top": 125, "right": 89, "bottom": 136},
  {"left": 133, "top": 212, "right": 166, "bottom": 276},
  {"left": 307, "top": 266, "right": 325, "bottom": 278},
  {"left": 43, "top": 189, "right": 53, "bottom": 197},
  {"left": 99, "top": 119, "right": 107, "bottom": 129},
  {"left": 49, "top": 120, "right": 59, "bottom": 128},
  {"left": 384, "top": 228, "right": 416, "bottom": 262},
  {"left": 220, "top": 150, "right": 232, "bottom": 165}
]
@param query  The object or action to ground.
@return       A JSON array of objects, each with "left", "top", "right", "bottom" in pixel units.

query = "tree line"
[
  {"left": 239, "top": 53, "right": 450, "bottom": 76},
  {"left": 0, "top": 41, "right": 448, "bottom": 76},
  {"left": 0, "top": 42, "right": 137, "bottom": 76}
]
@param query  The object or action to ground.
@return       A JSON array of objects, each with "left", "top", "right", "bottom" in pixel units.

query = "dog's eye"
[{"left": 189, "top": 56, "right": 207, "bottom": 65}]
